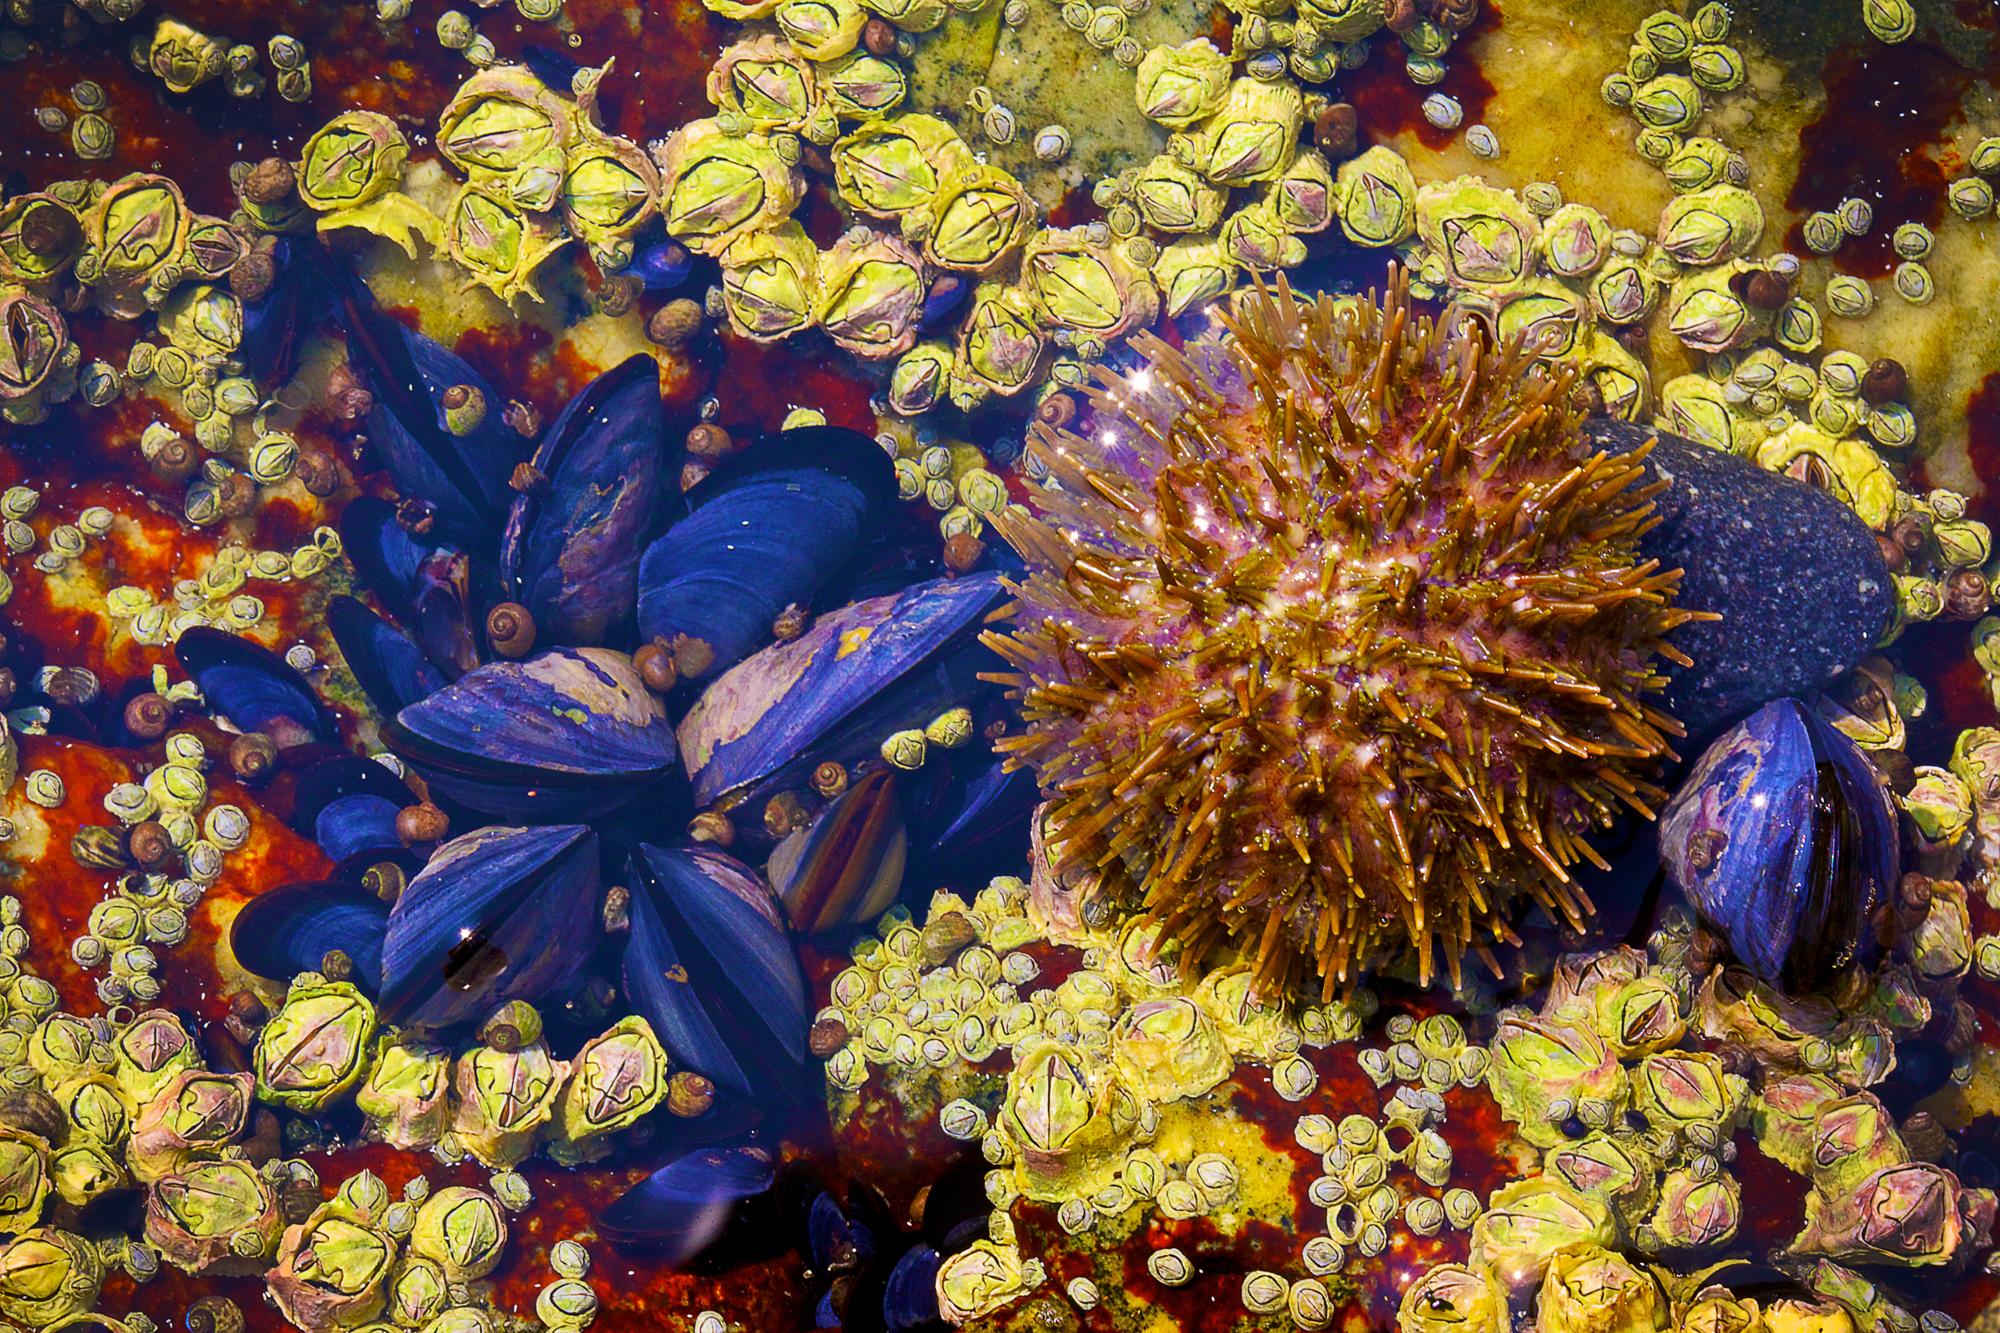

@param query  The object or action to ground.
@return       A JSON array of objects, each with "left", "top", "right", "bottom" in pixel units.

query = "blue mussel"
[{"left": 222, "top": 253, "right": 1031, "bottom": 1259}]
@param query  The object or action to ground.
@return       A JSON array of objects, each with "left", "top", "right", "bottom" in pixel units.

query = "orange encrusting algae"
[{"left": 983, "top": 267, "right": 1709, "bottom": 1000}]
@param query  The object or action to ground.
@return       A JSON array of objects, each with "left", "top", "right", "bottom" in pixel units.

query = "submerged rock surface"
[{"left": 1590, "top": 419, "right": 1896, "bottom": 741}]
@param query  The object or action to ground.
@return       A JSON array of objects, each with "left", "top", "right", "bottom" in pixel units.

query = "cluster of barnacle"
[
  {"left": 0, "top": 954, "right": 643, "bottom": 1331},
  {"left": 121, "top": 16, "right": 313, "bottom": 101},
  {"left": 1597, "top": 5, "right": 1747, "bottom": 176},
  {"left": 1394, "top": 910, "right": 1996, "bottom": 1333}
]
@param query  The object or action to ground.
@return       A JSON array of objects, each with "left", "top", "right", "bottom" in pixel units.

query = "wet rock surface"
[{"left": 1589, "top": 419, "right": 1897, "bottom": 743}]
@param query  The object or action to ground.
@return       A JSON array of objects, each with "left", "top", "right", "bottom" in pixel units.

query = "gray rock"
[{"left": 1586, "top": 419, "right": 1895, "bottom": 742}]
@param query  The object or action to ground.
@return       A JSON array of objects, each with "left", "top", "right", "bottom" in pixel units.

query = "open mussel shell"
[
  {"left": 678, "top": 572, "right": 1008, "bottom": 809},
  {"left": 597, "top": 1144, "right": 775, "bottom": 1258},
  {"left": 291, "top": 754, "right": 417, "bottom": 869},
  {"left": 327, "top": 596, "right": 449, "bottom": 717},
  {"left": 808, "top": 1189, "right": 879, "bottom": 1275},
  {"left": 387, "top": 647, "right": 679, "bottom": 821},
  {"left": 175, "top": 628, "right": 338, "bottom": 746},
  {"left": 379, "top": 823, "right": 600, "bottom": 1027},
  {"left": 343, "top": 498, "right": 485, "bottom": 678},
  {"left": 1658, "top": 696, "right": 1897, "bottom": 993},
  {"left": 768, "top": 767, "right": 906, "bottom": 936},
  {"left": 623, "top": 844, "right": 808, "bottom": 1106},
  {"left": 244, "top": 239, "right": 369, "bottom": 386},
  {"left": 637, "top": 426, "right": 897, "bottom": 682},
  {"left": 500, "top": 354, "right": 673, "bottom": 647},
  {"left": 230, "top": 881, "right": 390, "bottom": 996},
  {"left": 342, "top": 297, "right": 525, "bottom": 548}
]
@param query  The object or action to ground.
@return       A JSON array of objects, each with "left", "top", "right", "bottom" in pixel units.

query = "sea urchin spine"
[{"left": 984, "top": 268, "right": 1706, "bottom": 997}]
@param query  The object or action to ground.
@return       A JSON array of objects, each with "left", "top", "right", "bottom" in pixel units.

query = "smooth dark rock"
[{"left": 1586, "top": 419, "right": 1895, "bottom": 743}]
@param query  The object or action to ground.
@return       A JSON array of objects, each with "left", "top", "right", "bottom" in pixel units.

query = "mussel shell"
[
  {"left": 1658, "top": 697, "right": 1896, "bottom": 992},
  {"left": 522, "top": 43, "right": 584, "bottom": 97},
  {"left": 597, "top": 1144, "right": 776, "bottom": 1258},
  {"left": 245, "top": 239, "right": 368, "bottom": 386},
  {"left": 230, "top": 880, "right": 390, "bottom": 996},
  {"left": 623, "top": 844, "right": 808, "bottom": 1105},
  {"left": 500, "top": 354, "right": 673, "bottom": 646},
  {"left": 808, "top": 1189, "right": 878, "bottom": 1274},
  {"left": 631, "top": 242, "right": 693, "bottom": 292},
  {"left": 637, "top": 427, "right": 897, "bottom": 682},
  {"left": 388, "top": 647, "right": 678, "bottom": 821},
  {"left": 339, "top": 498, "right": 482, "bottom": 678},
  {"left": 343, "top": 298, "right": 525, "bottom": 547},
  {"left": 904, "top": 751, "right": 1038, "bottom": 877},
  {"left": 327, "top": 596, "right": 449, "bottom": 717},
  {"left": 379, "top": 823, "right": 600, "bottom": 1027},
  {"left": 767, "top": 767, "right": 906, "bottom": 936},
  {"left": 678, "top": 572, "right": 1008, "bottom": 809},
  {"left": 881, "top": 1244, "right": 943, "bottom": 1331},
  {"left": 291, "top": 755, "right": 415, "bottom": 867},
  {"left": 175, "top": 627, "right": 337, "bottom": 744}
]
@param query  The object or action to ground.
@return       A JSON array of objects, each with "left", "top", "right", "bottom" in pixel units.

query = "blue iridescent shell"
[{"left": 1657, "top": 697, "right": 1897, "bottom": 992}]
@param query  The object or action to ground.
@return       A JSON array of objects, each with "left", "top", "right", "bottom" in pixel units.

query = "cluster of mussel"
[{"left": 193, "top": 250, "right": 1039, "bottom": 1262}]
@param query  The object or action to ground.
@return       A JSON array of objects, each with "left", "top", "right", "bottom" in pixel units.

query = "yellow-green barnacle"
[
  {"left": 451, "top": 1038, "right": 566, "bottom": 1169},
  {"left": 0, "top": 194, "right": 86, "bottom": 287},
  {"left": 1631, "top": 1049, "right": 1746, "bottom": 1133},
  {"left": 1598, "top": 974, "right": 1685, "bottom": 1057},
  {"left": 1110, "top": 998, "right": 1231, "bottom": 1101},
  {"left": 1470, "top": 1177, "right": 1614, "bottom": 1290},
  {"left": 1658, "top": 372, "right": 1751, "bottom": 454},
  {"left": 657, "top": 119, "right": 806, "bottom": 255},
  {"left": 551, "top": 1016, "right": 668, "bottom": 1160},
  {"left": 1903, "top": 765, "right": 1973, "bottom": 849},
  {"left": 1325, "top": 145, "right": 1415, "bottom": 250},
  {"left": 998, "top": 1041, "right": 1130, "bottom": 1201},
  {"left": 774, "top": 0, "right": 865, "bottom": 59},
  {"left": 718, "top": 221, "right": 819, "bottom": 343},
  {"left": 356, "top": 1037, "right": 454, "bottom": 1152},
  {"left": 1493, "top": 278, "right": 1589, "bottom": 358},
  {"left": 1544, "top": 1133, "right": 1658, "bottom": 1230},
  {"left": 50, "top": 1073, "right": 128, "bottom": 1147},
  {"left": 295, "top": 112, "right": 425, "bottom": 254},
  {"left": 1132, "top": 40, "right": 1232, "bottom": 130},
  {"left": 561, "top": 129, "right": 659, "bottom": 250},
  {"left": 27, "top": 1013, "right": 114, "bottom": 1084},
  {"left": 1397, "top": 1263, "right": 1505, "bottom": 1333},
  {"left": 811, "top": 227, "right": 925, "bottom": 359},
  {"left": 1294, "top": 0, "right": 1386, "bottom": 40},
  {"left": 1185, "top": 78, "right": 1302, "bottom": 186},
  {"left": 952, "top": 282, "right": 1043, "bottom": 398},
  {"left": 1267, "top": 149, "right": 1335, "bottom": 234},
  {"left": 149, "top": 17, "right": 228, "bottom": 94},
  {"left": 1486, "top": 1015, "right": 1625, "bottom": 1148},
  {"left": 1415, "top": 176, "right": 1537, "bottom": 288},
  {"left": 1565, "top": 329, "right": 1651, "bottom": 421},
  {"left": 707, "top": 36, "right": 819, "bottom": 132},
  {"left": 912, "top": 167, "right": 1035, "bottom": 276},
  {"left": 443, "top": 184, "right": 571, "bottom": 304},
  {"left": 0, "top": 288, "right": 69, "bottom": 416},
  {"left": 408, "top": 1186, "right": 509, "bottom": 1281},
  {"left": 128, "top": 1068, "right": 251, "bottom": 1184},
  {"left": 936, "top": 1239, "right": 1043, "bottom": 1323},
  {"left": 1221, "top": 199, "right": 1305, "bottom": 271},
  {"left": 1773, "top": 297, "right": 1823, "bottom": 355},
  {"left": 144, "top": 1158, "right": 281, "bottom": 1273},
  {"left": 0, "top": 1227, "right": 103, "bottom": 1327},
  {"left": 1667, "top": 261, "right": 1766, "bottom": 353},
  {"left": 1657, "top": 185, "right": 1762, "bottom": 265},
  {"left": 86, "top": 173, "right": 192, "bottom": 302},
  {"left": 1752, "top": 424, "right": 1896, "bottom": 529},
  {"left": 887, "top": 340, "right": 954, "bottom": 414},
  {"left": 1688, "top": 42, "right": 1746, "bottom": 92},
  {"left": 1023, "top": 227, "right": 1159, "bottom": 339},
  {"left": 1806, "top": 1092, "right": 1908, "bottom": 1198},
  {"left": 115, "top": 1008, "right": 200, "bottom": 1106},
  {"left": 701, "top": 0, "right": 781, "bottom": 21},
  {"left": 436, "top": 68, "right": 574, "bottom": 213},
  {"left": 254, "top": 978, "right": 378, "bottom": 1112},
  {"left": 1638, "top": 1165, "right": 1739, "bottom": 1251},
  {"left": 1662, "top": 136, "right": 1730, "bottom": 192},
  {"left": 863, "top": 0, "right": 945, "bottom": 30},
  {"left": 1190, "top": 965, "right": 1292, "bottom": 1056},
  {"left": 1630, "top": 74, "right": 1703, "bottom": 133},
  {"left": 832, "top": 115, "right": 966, "bottom": 221},
  {"left": 1862, "top": 0, "right": 1916, "bottom": 43},
  {"left": 1588, "top": 252, "right": 1660, "bottom": 325},
  {"left": 820, "top": 53, "right": 905, "bottom": 120},
  {"left": 1539, "top": 203, "right": 1611, "bottom": 278},
  {"left": 0, "top": 1128, "right": 48, "bottom": 1234},
  {"left": 387, "top": 1253, "right": 452, "bottom": 1327},
  {"left": 1536, "top": 1248, "right": 1667, "bottom": 1333},
  {"left": 1132, "top": 155, "right": 1226, "bottom": 234},
  {"left": 268, "top": 1203, "right": 397, "bottom": 1332},
  {"left": 49, "top": 1142, "right": 120, "bottom": 1208}
]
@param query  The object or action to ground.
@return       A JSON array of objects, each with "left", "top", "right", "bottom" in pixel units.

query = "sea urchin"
[{"left": 985, "top": 270, "right": 1705, "bottom": 997}]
